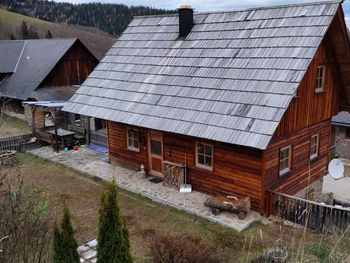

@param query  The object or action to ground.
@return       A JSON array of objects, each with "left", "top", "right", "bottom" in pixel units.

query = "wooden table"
[{"left": 47, "top": 128, "right": 76, "bottom": 146}]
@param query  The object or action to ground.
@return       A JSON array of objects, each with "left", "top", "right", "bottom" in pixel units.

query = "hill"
[
  {"left": 0, "top": 0, "right": 175, "bottom": 36},
  {"left": 0, "top": 9, "right": 116, "bottom": 59}
]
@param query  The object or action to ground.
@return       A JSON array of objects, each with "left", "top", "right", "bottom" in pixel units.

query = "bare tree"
[{"left": 0, "top": 166, "right": 52, "bottom": 263}]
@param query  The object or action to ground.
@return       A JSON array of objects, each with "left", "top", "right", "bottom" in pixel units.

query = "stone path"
[
  {"left": 78, "top": 239, "right": 97, "bottom": 263},
  {"left": 29, "top": 146, "right": 260, "bottom": 232}
]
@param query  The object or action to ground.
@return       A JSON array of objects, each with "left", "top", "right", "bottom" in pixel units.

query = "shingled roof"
[
  {"left": 64, "top": 1, "right": 345, "bottom": 150},
  {"left": 0, "top": 38, "right": 77, "bottom": 100}
]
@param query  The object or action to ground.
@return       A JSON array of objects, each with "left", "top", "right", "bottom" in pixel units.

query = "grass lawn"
[
  {"left": 0, "top": 115, "right": 31, "bottom": 138},
  {"left": 5, "top": 153, "right": 350, "bottom": 263}
]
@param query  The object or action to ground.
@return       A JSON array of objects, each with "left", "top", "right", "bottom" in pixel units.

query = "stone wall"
[
  {"left": 0, "top": 151, "right": 19, "bottom": 168},
  {"left": 334, "top": 126, "right": 350, "bottom": 159}
]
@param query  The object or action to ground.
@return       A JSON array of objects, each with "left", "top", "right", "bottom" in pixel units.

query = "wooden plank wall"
[
  {"left": 40, "top": 40, "right": 98, "bottom": 88},
  {"left": 107, "top": 121, "right": 264, "bottom": 211},
  {"left": 265, "top": 40, "right": 340, "bottom": 197}
]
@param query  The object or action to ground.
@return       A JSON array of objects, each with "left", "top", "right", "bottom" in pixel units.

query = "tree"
[
  {"left": 96, "top": 181, "right": 132, "bottom": 263},
  {"left": 0, "top": 170, "right": 52, "bottom": 262},
  {"left": 45, "top": 30, "right": 53, "bottom": 38},
  {"left": 52, "top": 207, "right": 80, "bottom": 263}
]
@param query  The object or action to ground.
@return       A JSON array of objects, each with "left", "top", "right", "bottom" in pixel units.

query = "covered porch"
[
  {"left": 28, "top": 145, "right": 261, "bottom": 232},
  {"left": 22, "top": 101, "right": 108, "bottom": 151}
]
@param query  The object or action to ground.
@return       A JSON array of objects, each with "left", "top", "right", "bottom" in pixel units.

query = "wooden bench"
[
  {"left": 36, "top": 131, "right": 61, "bottom": 150},
  {"left": 67, "top": 124, "right": 86, "bottom": 143}
]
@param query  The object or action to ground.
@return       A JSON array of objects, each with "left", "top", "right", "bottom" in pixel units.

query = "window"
[
  {"left": 44, "top": 112, "right": 54, "bottom": 127},
  {"left": 279, "top": 146, "right": 291, "bottom": 176},
  {"left": 74, "top": 114, "right": 81, "bottom": 126},
  {"left": 196, "top": 142, "right": 213, "bottom": 170},
  {"left": 127, "top": 128, "right": 139, "bottom": 151},
  {"left": 315, "top": 65, "right": 325, "bottom": 92},
  {"left": 310, "top": 134, "right": 319, "bottom": 160},
  {"left": 346, "top": 128, "right": 350, "bottom": 139}
]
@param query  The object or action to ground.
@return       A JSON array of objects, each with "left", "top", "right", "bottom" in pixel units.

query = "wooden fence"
[
  {"left": 0, "top": 134, "right": 39, "bottom": 151},
  {"left": 267, "top": 191, "right": 350, "bottom": 233},
  {"left": 90, "top": 130, "right": 108, "bottom": 148}
]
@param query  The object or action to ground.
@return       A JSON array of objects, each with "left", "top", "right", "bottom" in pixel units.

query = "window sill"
[
  {"left": 127, "top": 147, "right": 140, "bottom": 153},
  {"left": 195, "top": 164, "right": 213, "bottom": 172},
  {"left": 279, "top": 169, "right": 291, "bottom": 177},
  {"left": 315, "top": 89, "right": 325, "bottom": 94}
]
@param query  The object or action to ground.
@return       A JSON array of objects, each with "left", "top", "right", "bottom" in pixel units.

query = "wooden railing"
[
  {"left": 267, "top": 190, "right": 350, "bottom": 233},
  {"left": 90, "top": 130, "right": 107, "bottom": 148},
  {"left": 0, "top": 134, "right": 39, "bottom": 151}
]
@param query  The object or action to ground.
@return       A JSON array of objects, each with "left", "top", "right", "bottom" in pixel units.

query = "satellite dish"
[{"left": 328, "top": 158, "right": 345, "bottom": 180}]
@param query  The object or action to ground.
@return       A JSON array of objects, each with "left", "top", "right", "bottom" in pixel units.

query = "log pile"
[
  {"left": 0, "top": 151, "right": 19, "bottom": 168},
  {"left": 163, "top": 161, "right": 184, "bottom": 190}
]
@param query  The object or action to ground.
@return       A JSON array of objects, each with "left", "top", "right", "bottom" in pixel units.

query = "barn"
[{"left": 63, "top": 1, "right": 350, "bottom": 213}]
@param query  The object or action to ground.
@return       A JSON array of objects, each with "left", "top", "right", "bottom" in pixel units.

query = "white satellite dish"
[{"left": 328, "top": 158, "right": 345, "bottom": 180}]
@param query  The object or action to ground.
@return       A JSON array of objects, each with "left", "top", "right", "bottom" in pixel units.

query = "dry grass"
[
  {"left": 0, "top": 115, "right": 31, "bottom": 138},
  {"left": 5, "top": 152, "right": 349, "bottom": 263}
]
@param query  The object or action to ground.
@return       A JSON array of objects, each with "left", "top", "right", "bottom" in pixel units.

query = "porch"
[{"left": 28, "top": 146, "right": 261, "bottom": 232}]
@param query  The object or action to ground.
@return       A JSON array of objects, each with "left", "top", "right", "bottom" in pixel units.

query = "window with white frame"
[
  {"left": 127, "top": 128, "right": 139, "bottom": 151},
  {"left": 279, "top": 146, "right": 291, "bottom": 176},
  {"left": 315, "top": 65, "right": 325, "bottom": 92},
  {"left": 310, "top": 134, "right": 319, "bottom": 160},
  {"left": 196, "top": 142, "right": 213, "bottom": 170}
]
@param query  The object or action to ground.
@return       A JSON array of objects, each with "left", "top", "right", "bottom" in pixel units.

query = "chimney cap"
[{"left": 179, "top": 3, "right": 192, "bottom": 9}]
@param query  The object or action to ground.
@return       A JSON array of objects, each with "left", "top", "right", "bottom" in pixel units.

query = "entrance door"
[{"left": 148, "top": 132, "right": 163, "bottom": 177}]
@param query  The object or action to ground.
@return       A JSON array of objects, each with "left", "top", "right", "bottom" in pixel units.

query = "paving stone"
[{"left": 29, "top": 146, "right": 261, "bottom": 232}]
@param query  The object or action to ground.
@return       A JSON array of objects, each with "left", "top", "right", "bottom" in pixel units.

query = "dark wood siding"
[
  {"left": 39, "top": 40, "right": 98, "bottom": 88},
  {"left": 107, "top": 121, "right": 264, "bottom": 212},
  {"left": 264, "top": 40, "right": 339, "bottom": 198}
]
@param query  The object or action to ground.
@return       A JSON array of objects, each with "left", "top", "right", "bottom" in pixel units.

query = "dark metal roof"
[
  {"left": 0, "top": 40, "right": 25, "bottom": 73},
  {"left": 0, "top": 38, "right": 77, "bottom": 100},
  {"left": 63, "top": 1, "right": 342, "bottom": 149},
  {"left": 332, "top": 111, "right": 350, "bottom": 127},
  {"left": 31, "top": 85, "right": 79, "bottom": 101}
]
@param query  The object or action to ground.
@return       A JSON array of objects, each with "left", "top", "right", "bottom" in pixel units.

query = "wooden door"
[{"left": 148, "top": 132, "right": 163, "bottom": 177}]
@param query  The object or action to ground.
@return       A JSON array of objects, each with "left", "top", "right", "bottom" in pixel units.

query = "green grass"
[
  {"left": 0, "top": 8, "right": 116, "bottom": 59},
  {"left": 8, "top": 152, "right": 350, "bottom": 263},
  {"left": 0, "top": 114, "right": 31, "bottom": 138}
]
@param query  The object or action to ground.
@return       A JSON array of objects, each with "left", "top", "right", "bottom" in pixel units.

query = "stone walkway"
[
  {"left": 78, "top": 239, "right": 97, "bottom": 263},
  {"left": 29, "top": 146, "right": 260, "bottom": 232}
]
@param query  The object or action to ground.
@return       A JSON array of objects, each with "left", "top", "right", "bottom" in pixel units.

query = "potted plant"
[{"left": 267, "top": 247, "right": 288, "bottom": 263}]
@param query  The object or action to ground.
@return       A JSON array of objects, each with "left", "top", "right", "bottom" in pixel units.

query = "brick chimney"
[{"left": 179, "top": 4, "right": 193, "bottom": 38}]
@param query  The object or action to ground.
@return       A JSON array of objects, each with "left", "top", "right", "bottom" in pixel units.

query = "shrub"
[
  {"left": 96, "top": 180, "right": 132, "bottom": 263},
  {"left": 149, "top": 233, "right": 221, "bottom": 263},
  {"left": 52, "top": 207, "right": 80, "bottom": 263}
]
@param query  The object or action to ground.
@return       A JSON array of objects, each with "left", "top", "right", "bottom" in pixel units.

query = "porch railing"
[
  {"left": 90, "top": 130, "right": 107, "bottom": 148},
  {"left": 266, "top": 190, "right": 350, "bottom": 233}
]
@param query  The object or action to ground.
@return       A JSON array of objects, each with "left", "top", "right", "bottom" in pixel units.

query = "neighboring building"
[
  {"left": 64, "top": 1, "right": 350, "bottom": 213},
  {"left": 0, "top": 38, "right": 98, "bottom": 119},
  {"left": 332, "top": 111, "right": 350, "bottom": 159}
]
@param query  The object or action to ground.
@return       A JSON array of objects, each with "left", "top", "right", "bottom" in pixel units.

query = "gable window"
[
  {"left": 196, "top": 142, "right": 213, "bottom": 170},
  {"left": 127, "top": 127, "right": 139, "bottom": 152},
  {"left": 315, "top": 65, "right": 325, "bottom": 92},
  {"left": 279, "top": 146, "right": 291, "bottom": 176},
  {"left": 310, "top": 134, "right": 319, "bottom": 160}
]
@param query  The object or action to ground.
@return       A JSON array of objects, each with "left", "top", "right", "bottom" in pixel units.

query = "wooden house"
[
  {"left": 0, "top": 38, "right": 98, "bottom": 119},
  {"left": 64, "top": 1, "right": 350, "bottom": 213}
]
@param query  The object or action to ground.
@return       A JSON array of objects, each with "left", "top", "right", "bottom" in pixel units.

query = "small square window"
[
  {"left": 315, "top": 65, "right": 325, "bottom": 92},
  {"left": 310, "top": 134, "right": 319, "bottom": 160},
  {"left": 127, "top": 128, "right": 140, "bottom": 152},
  {"left": 196, "top": 142, "right": 213, "bottom": 170},
  {"left": 44, "top": 112, "right": 54, "bottom": 127},
  {"left": 345, "top": 128, "right": 350, "bottom": 139},
  {"left": 279, "top": 146, "right": 291, "bottom": 176}
]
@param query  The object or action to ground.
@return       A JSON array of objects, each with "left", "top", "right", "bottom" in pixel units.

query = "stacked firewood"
[{"left": 163, "top": 162, "right": 184, "bottom": 190}]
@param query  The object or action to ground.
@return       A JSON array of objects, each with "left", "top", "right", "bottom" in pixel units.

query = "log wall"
[{"left": 107, "top": 122, "right": 264, "bottom": 211}]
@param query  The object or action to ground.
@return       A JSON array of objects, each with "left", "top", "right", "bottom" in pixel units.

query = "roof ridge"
[{"left": 133, "top": 0, "right": 342, "bottom": 19}]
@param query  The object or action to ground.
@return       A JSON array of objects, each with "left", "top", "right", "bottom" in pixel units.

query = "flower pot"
[{"left": 267, "top": 247, "right": 288, "bottom": 263}]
